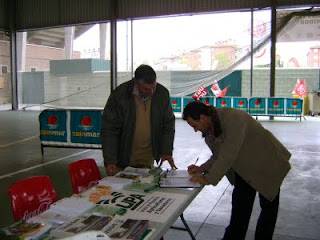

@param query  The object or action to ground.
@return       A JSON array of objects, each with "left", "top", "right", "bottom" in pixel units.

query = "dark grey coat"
[{"left": 100, "top": 80, "right": 175, "bottom": 169}]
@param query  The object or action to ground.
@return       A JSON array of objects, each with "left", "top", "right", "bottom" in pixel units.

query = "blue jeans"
[{"left": 222, "top": 173, "right": 280, "bottom": 240}]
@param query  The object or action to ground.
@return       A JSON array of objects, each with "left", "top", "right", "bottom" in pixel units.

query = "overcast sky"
[{"left": 74, "top": 10, "right": 320, "bottom": 69}]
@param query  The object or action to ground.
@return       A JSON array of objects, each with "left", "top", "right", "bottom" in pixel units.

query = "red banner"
[
  {"left": 216, "top": 85, "right": 230, "bottom": 98},
  {"left": 192, "top": 85, "right": 208, "bottom": 100},
  {"left": 210, "top": 80, "right": 221, "bottom": 96},
  {"left": 211, "top": 80, "right": 229, "bottom": 98},
  {"left": 292, "top": 79, "right": 307, "bottom": 99}
]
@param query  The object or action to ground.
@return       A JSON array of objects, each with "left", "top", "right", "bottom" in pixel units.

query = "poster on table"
[
  {"left": 70, "top": 110, "right": 103, "bottom": 144},
  {"left": 39, "top": 110, "right": 67, "bottom": 142},
  {"left": 94, "top": 190, "right": 188, "bottom": 223}
]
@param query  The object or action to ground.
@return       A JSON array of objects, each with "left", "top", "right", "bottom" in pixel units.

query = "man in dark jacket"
[
  {"left": 183, "top": 101, "right": 291, "bottom": 240},
  {"left": 101, "top": 64, "right": 177, "bottom": 176}
]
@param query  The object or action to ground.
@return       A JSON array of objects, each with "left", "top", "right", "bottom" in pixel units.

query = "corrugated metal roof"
[
  {"left": 15, "top": 0, "right": 112, "bottom": 30},
  {"left": 3, "top": 0, "right": 320, "bottom": 30},
  {"left": 0, "top": 0, "right": 6, "bottom": 30}
]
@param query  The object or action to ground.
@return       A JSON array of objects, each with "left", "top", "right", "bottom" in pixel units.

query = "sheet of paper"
[
  {"left": 27, "top": 208, "right": 73, "bottom": 227},
  {"left": 159, "top": 178, "right": 202, "bottom": 188},
  {"left": 166, "top": 169, "right": 202, "bottom": 178},
  {"left": 98, "top": 176, "right": 133, "bottom": 190},
  {"left": 50, "top": 197, "right": 94, "bottom": 216}
]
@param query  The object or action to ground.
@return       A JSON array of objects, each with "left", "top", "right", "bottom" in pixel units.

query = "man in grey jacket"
[
  {"left": 101, "top": 64, "right": 177, "bottom": 176},
  {"left": 183, "top": 101, "right": 291, "bottom": 240}
]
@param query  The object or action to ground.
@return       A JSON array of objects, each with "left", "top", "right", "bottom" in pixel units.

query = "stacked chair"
[
  {"left": 68, "top": 158, "right": 101, "bottom": 194},
  {"left": 8, "top": 175, "right": 57, "bottom": 221}
]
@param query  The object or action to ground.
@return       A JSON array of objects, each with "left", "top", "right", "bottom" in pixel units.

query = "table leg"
[{"left": 170, "top": 213, "right": 196, "bottom": 240}]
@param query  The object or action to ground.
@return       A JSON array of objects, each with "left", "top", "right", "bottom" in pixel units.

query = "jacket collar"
[{"left": 209, "top": 106, "right": 222, "bottom": 138}]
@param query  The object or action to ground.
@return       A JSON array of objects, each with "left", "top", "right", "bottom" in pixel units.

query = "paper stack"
[
  {"left": 50, "top": 197, "right": 94, "bottom": 216},
  {"left": 27, "top": 208, "right": 73, "bottom": 228},
  {"left": 98, "top": 176, "right": 133, "bottom": 190},
  {"left": 160, "top": 169, "right": 203, "bottom": 188}
]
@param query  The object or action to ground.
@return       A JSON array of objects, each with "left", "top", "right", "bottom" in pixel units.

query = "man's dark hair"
[
  {"left": 183, "top": 101, "right": 222, "bottom": 137},
  {"left": 182, "top": 101, "right": 211, "bottom": 120},
  {"left": 134, "top": 64, "right": 156, "bottom": 84}
]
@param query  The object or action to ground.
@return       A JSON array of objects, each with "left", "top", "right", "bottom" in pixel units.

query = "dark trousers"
[{"left": 222, "top": 173, "right": 280, "bottom": 240}]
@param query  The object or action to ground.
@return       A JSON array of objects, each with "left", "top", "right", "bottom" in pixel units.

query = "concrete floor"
[{"left": 0, "top": 110, "right": 319, "bottom": 240}]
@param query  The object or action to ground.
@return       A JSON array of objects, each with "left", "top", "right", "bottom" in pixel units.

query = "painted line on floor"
[
  {"left": 0, "top": 150, "right": 91, "bottom": 180},
  {"left": 0, "top": 134, "right": 40, "bottom": 148}
]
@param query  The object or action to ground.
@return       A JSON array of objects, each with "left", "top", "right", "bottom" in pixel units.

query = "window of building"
[{"left": 1, "top": 65, "right": 8, "bottom": 74}]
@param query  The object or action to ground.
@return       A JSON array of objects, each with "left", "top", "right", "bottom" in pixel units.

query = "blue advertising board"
[
  {"left": 70, "top": 110, "right": 103, "bottom": 144},
  {"left": 249, "top": 98, "right": 266, "bottom": 115},
  {"left": 183, "top": 97, "right": 195, "bottom": 109},
  {"left": 39, "top": 110, "right": 67, "bottom": 142},
  {"left": 170, "top": 97, "right": 182, "bottom": 113},
  {"left": 233, "top": 98, "right": 248, "bottom": 111},
  {"left": 216, "top": 97, "right": 232, "bottom": 108},
  {"left": 267, "top": 98, "right": 285, "bottom": 115},
  {"left": 200, "top": 97, "right": 214, "bottom": 106},
  {"left": 286, "top": 98, "right": 303, "bottom": 115}
]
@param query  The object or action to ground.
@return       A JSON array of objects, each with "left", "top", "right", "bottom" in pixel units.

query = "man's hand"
[
  {"left": 190, "top": 175, "right": 209, "bottom": 185},
  {"left": 159, "top": 155, "right": 177, "bottom": 169},
  {"left": 187, "top": 164, "right": 203, "bottom": 174},
  {"left": 105, "top": 164, "right": 117, "bottom": 176}
]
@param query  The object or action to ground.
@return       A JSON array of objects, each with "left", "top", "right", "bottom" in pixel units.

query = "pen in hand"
[{"left": 188, "top": 157, "right": 200, "bottom": 174}]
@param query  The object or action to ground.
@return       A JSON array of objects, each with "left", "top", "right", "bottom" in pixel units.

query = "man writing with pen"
[
  {"left": 100, "top": 64, "right": 177, "bottom": 176},
  {"left": 182, "top": 101, "right": 291, "bottom": 240}
]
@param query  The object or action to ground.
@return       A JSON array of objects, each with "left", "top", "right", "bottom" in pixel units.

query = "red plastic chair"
[
  {"left": 68, "top": 158, "right": 101, "bottom": 194},
  {"left": 8, "top": 175, "right": 57, "bottom": 221}
]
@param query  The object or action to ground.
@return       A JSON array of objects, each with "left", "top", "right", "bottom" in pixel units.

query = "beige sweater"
[{"left": 130, "top": 95, "right": 154, "bottom": 168}]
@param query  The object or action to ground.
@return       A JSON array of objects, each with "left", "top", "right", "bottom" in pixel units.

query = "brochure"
[
  {"left": 77, "top": 185, "right": 112, "bottom": 203},
  {"left": 123, "top": 182, "right": 159, "bottom": 193},
  {"left": 121, "top": 167, "right": 150, "bottom": 176},
  {"left": 27, "top": 208, "right": 73, "bottom": 228},
  {"left": 50, "top": 214, "right": 113, "bottom": 238},
  {"left": 84, "top": 205, "right": 127, "bottom": 217},
  {"left": 104, "top": 218, "right": 151, "bottom": 240},
  {"left": 0, "top": 219, "right": 52, "bottom": 240},
  {"left": 50, "top": 215, "right": 150, "bottom": 240},
  {"left": 50, "top": 197, "right": 94, "bottom": 216},
  {"left": 98, "top": 176, "right": 133, "bottom": 190},
  {"left": 159, "top": 177, "right": 202, "bottom": 188},
  {"left": 165, "top": 169, "right": 203, "bottom": 178}
]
